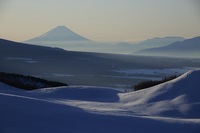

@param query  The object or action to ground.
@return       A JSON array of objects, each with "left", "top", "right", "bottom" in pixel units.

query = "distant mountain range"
[
  {"left": 21, "top": 25, "right": 200, "bottom": 58},
  {"left": 134, "top": 36, "right": 200, "bottom": 58},
  {"left": 24, "top": 26, "right": 89, "bottom": 43},
  {"left": 22, "top": 25, "right": 190, "bottom": 55},
  {"left": 133, "top": 36, "right": 185, "bottom": 50}
]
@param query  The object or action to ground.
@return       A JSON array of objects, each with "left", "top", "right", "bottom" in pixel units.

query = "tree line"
[
  {"left": 134, "top": 75, "right": 178, "bottom": 91},
  {"left": 0, "top": 72, "right": 67, "bottom": 90}
]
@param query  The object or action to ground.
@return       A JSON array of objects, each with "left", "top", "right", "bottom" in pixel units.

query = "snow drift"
[
  {"left": 120, "top": 69, "right": 200, "bottom": 118},
  {"left": 0, "top": 70, "right": 200, "bottom": 133}
]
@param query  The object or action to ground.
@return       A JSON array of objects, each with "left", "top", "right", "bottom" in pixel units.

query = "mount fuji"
[{"left": 24, "top": 26, "right": 90, "bottom": 43}]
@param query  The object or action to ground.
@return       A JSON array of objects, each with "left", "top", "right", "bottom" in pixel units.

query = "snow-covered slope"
[
  {"left": 31, "top": 86, "right": 121, "bottom": 102},
  {"left": 119, "top": 69, "right": 200, "bottom": 118},
  {"left": 0, "top": 70, "right": 200, "bottom": 133}
]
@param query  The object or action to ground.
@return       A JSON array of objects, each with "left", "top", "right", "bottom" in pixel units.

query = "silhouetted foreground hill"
[{"left": 0, "top": 72, "right": 67, "bottom": 90}]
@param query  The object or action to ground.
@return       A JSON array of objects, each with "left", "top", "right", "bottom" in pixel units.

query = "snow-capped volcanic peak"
[
  {"left": 25, "top": 26, "right": 89, "bottom": 42},
  {"left": 40, "top": 26, "right": 70, "bottom": 38}
]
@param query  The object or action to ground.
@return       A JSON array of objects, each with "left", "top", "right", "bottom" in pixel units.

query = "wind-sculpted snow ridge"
[
  {"left": 31, "top": 86, "right": 121, "bottom": 102},
  {"left": 119, "top": 69, "right": 200, "bottom": 118},
  {"left": 0, "top": 69, "right": 200, "bottom": 133}
]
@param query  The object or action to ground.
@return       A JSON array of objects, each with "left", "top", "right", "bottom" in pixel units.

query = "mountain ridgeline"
[
  {"left": 22, "top": 25, "right": 199, "bottom": 58},
  {"left": 132, "top": 36, "right": 185, "bottom": 51},
  {"left": 134, "top": 36, "right": 200, "bottom": 58}
]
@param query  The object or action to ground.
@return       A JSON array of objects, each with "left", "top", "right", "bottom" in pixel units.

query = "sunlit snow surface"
[{"left": 0, "top": 70, "right": 200, "bottom": 133}]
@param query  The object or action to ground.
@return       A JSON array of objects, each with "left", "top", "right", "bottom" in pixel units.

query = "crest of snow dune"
[
  {"left": 0, "top": 82, "right": 22, "bottom": 92},
  {"left": 120, "top": 69, "right": 200, "bottom": 118},
  {"left": 31, "top": 86, "right": 120, "bottom": 102}
]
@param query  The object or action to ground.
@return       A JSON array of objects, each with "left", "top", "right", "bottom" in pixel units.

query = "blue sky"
[{"left": 0, "top": 0, "right": 199, "bottom": 42}]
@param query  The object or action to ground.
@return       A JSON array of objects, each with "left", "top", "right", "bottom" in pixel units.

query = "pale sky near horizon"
[{"left": 0, "top": 0, "right": 199, "bottom": 42}]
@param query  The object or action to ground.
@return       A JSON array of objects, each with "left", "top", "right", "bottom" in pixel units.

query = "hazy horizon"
[{"left": 0, "top": 0, "right": 200, "bottom": 42}]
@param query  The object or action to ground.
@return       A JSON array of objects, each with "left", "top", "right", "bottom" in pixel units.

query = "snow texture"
[{"left": 0, "top": 70, "right": 200, "bottom": 133}]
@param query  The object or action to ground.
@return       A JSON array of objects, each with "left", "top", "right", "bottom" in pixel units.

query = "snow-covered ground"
[
  {"left": 114, "top": 67, "right": 198, "bottom": 76},
  {"left": 0, "top": 70, "right": 200, "bottom": 133}
]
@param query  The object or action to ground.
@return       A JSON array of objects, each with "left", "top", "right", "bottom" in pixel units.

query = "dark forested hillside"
[{"left": 0, "top": 72, "right": 67, "bottom": 90}]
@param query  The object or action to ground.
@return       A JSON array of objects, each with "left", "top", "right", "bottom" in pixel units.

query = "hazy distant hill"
[
  {"left": 130, "top": 36, "right": 185, "bottom": 52},
  {"left": 0, "top": 38, "right": 69, "bottom": 58},
  {"left": 24, "top": 26, "right": 89, "bottom": 43},
  {"left": 134, "top": 36, "right": 200, "bottom": 58},
  {"left": 100, "top": 36, "right": 185, "bottom": 54},
  {"left": 1, "top": 38, "right": 199, "bottom": 87}
]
